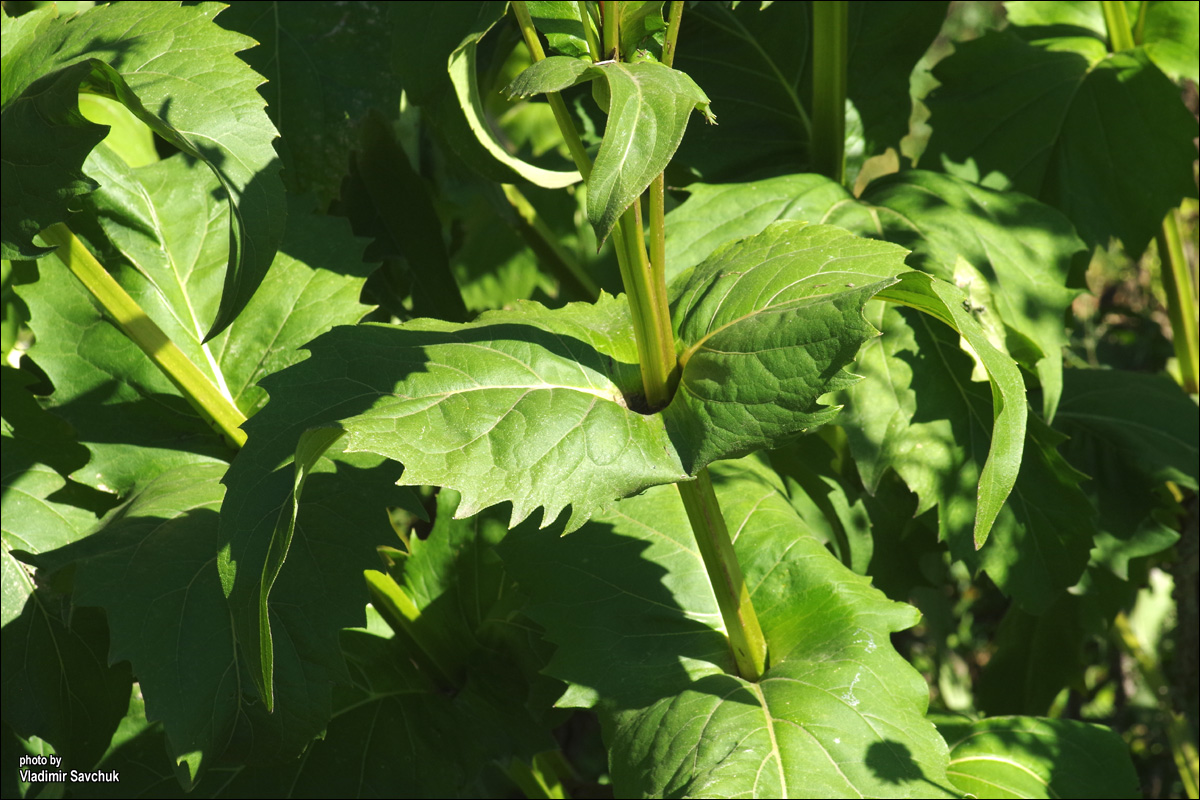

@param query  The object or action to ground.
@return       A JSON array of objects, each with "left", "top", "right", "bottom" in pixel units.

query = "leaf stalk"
[{"left": 39, "top": 223, "right": 248, "bottom": 449}]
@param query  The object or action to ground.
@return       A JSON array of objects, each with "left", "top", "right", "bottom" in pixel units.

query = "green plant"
[{"left": 2, "top": 1, "right": 1196, "bottom": 798}]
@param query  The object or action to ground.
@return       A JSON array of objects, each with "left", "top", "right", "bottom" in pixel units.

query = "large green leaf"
[
  {"left": 923, "top": 30, "right": 1197, "bottom": 255},
  {"left": 224, "top": 293, "right": 688, "bottom": 537},
  {"left": 13, "top": 252, "right": 230, "bottom": 496},
  {"left": 936, "top": 716, "right": 1139, "bottom": 799},
  {"left": 1006, "top": 0, "right": 1199, "bottom": 82},
  {"left": 500, "top": 460, "right": 954, "bottom": 798},
  {"left": 1, "top": 2, "right": 286, "bottom": 338},
  {"left": 215, "top": 2, "right": 402, "bottom": 206},
  {"left": 26, "top": 462, "right": 236, "bottom": 785},
  {"left": 665, "top": 223, "right": 910, "bottom": 472},
  {"left": 507, "top": 57, "right": 715, "bottom": 243}
]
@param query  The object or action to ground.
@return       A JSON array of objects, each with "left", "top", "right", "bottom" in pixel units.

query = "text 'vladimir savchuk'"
[{"left": 19, "top": 754, "right": 119, "bottom": 784}]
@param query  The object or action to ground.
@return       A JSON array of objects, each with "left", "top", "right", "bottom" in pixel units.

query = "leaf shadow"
[{"left": 866, "top": 739, "right": 959, "bottom": 796}]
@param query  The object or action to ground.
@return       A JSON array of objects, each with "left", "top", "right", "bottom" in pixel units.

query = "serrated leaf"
[
  {"left": 215, "top": 2, "right": 401, "bottom": 206},
  {"left": 924, "top": 31, "right": 1197, "bottom": 255},
  {"left": 26, "top": 462, "right": 237, "bottom": 785},
  {"left": 508, "top": 57, "right": 715, "bottom": 243},
  {"left": 1, "top": 2, "right": 287, "bottom": 338},
  {"left": 225, "top": 293, "right": 687, "bottom": 538},
  {"left": 843, "top": 171, "right": 1085, "bottom": 421},
  {"left": 936, "top": 716, "right": 1139, "bottom": 799},
  {"left": 500, "top": 460, "right": 953, "bottom": 798},
  {"left": 665, "top": 222, "right": 911, "bottom": 472},
  {"left": 88, "top": 147, "right": 378, "bottom": 416}
]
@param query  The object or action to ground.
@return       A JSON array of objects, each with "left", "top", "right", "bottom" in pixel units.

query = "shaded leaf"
[
  {"left": 528, "top": 1, "right": 593, "bottom": 59},
  {"left": 27, "top": 462, "right": 236, "bottom": 785},
  {"left": 924, "top": 31, "right": 1197, "bottom": 255},
  {"left": 843, "top": 171, "right": 1085, "bottom": 421},
  {"left": 937, "top": 716, "right": 1139, "bottom": 799},
  {"left": 501, "top": 460, "right": 954, "bottom": 798},
  {"left": 1, "top": 2, "right": 287, "bottom": 337},
  {"left": 216, "top": 2, "right": 401, "bottom": 206}
]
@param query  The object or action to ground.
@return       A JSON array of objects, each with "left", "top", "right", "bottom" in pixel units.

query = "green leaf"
[
  {"left": 391, "top": 3, "right": 581, "bottom": 189},
  {"left": 875, "top": 271, "right": 1028, "bottom": 547},
  {"left": 88, "top": 145, "right": 380, "bottom": 417},
  {"left": 527, "top": 1, "right": 593, "bottom": 59},
  {"left": 508, "top": 58, "right": 715, "bottom": 243},
  {"left": 666, "top": 222, "right": 911, "bottom": 473},
  {"left": 214, "top": 2, "right": 402, "bottom": 206},
  {"left": 27, "top": 462, "right": 236, "bottom": 785},
  {"left": 663, "top": 174, "right": 872, "bottom": 281},
  {"left": 845, "top": 171, "right": 1085, "bottom": 421},
  {"left": 501, "top": 460, "right": 955, "bottom": 798},
  {"left": 848, "top": 305, "right": 1090, "bottom": 611},
  {"left": 1, "top": 60, "right": 107, "bottom": 259},
  {"left": 13, "top": 252, "right": 229, "bottom": 496},
  {"left": 924, "top": 31, "right": 1198, "bottom": 255},
  {"left": 937, "top": 716, "right": 1139, "bottom": 799},
  {"left": 1139, "top": 0, "right": 1199, "bottom": 82},
  {"left": 1054, "top": 368, "right": 1198, "bottom": 490},
  {"left": 225, "top": 293, "right": 688, "bottom": 536},
  {"left": 1, "top": 2, "right": 287, "bottom": 338},
  {"left": 0, "top": 603, "right": 132, "bottom": 772}
]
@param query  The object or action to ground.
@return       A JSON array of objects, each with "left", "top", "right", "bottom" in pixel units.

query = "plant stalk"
[
  {"left": 678, "top": 469, "right": 768, "bottom": 681},
  {"left": 1157, "top": 209, "right": 1199, "bottom": 394},
  {"left": 811, "top": 1, "right": 848, "bottom": 184},
  {"left": 514, "top": 0, "right": 767, "bottom": 682},
  {"left": 39, "top": 223, "right": 248, "bottom": 449}
]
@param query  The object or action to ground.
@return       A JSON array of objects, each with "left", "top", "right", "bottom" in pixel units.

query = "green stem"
[
  {"left": 577, "top": 0, "right": 602, "bottom": 61},
  {"left": 1157, "top": 210, "right": 1199, "bottom": 394},
  {"left": 514, "top": 1, "right": 767, "bottom": 682},
  {"left": 512, "top": 1, "right": 593, "bottom": 179},
  {"left": 1101, "top": 0, "right": 1136, "bottom": 51},
  {"left": 678, "top": 469, "right": 768, "bottom": 681},
  {"left": 39, "top": 223, "right": 247, "bottom": 449},
  {"left": 811, "top": 1, "right": 848, "bottom": 184},
  {"left": 602, "top": 1, "right": 619, "bottom": 60}
]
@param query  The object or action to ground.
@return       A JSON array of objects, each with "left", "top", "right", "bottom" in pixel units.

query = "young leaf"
[
  {"left": 665, "top": 222, "right": 911, "bottom": 472},
  {"left": 1, "top": 2, "right": 287, "bottom": 338},
  {"left": 936, "top": 716, "right": 1139, "bottom": 799},
  {"left": 527, "top": 1, "right": 594, "bottom": 59},
  {"left": 508, "top": 58, "right": 715, "bottom": 243}
]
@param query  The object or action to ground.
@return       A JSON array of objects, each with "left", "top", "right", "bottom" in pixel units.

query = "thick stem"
[
  {"left": 811, "top": 1, "right": 848, "bottom": 184},
  {"left": 1158, "top": 210, "right": 1199, "bottom": 394},
  {"left": 678, "top": 469, "right": 768, "bottom": 681},
  {"left": 1101, "top": 0, "right": 1136, "bottom": 51},
  {"left": 39, "top": 223, "right": 247, "bottom": 449}
]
